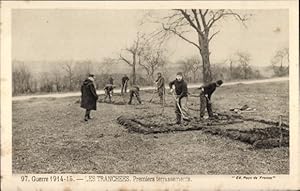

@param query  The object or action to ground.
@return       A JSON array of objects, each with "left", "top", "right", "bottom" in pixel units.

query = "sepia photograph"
[{"left": 1, "top": 1, "right": 299, "bottom": 190}]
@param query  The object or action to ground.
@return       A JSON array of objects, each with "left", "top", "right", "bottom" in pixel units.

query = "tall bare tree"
[
  {"left": 150, "top": 9, "right": 248, "bottom": 84},
  {"left": 119, "top": 33, "right": 145, "bottom": 85}
]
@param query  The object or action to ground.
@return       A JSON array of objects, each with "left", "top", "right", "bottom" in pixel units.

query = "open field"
[{"left": 12, "top": 81, "right": 289, "bottom": 174}]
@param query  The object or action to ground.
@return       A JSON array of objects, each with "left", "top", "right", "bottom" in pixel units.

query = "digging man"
[
  {"left": 103, "top": 84, "right": 115, "bottom": 103},
  {"left": 80, "top": 74, "right": 98, "bottom": 121},
  {"left": 169, "top": 72, "right": 190, "bottom": 124},
  {"left": 128, "top": 85, "right": 142, "bottom": 105},
  {"left": 155, "top": 72, "right": 165, "bottom": 105},
  {"left": 199, "top": 80, "right": 223, "bottom": 119}
]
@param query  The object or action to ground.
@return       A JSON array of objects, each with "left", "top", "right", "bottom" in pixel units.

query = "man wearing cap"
[
  {"left": 199, "top": 80, "right": 223, "bottom": 119},
  {"left": 155, "top": 72, "right": 165, "bottom": 105},
  {"left": 169, "top": 72, "right": 190, "bottom": 124},
  {"left": 80, "top": 74, "right": 98, "bottom": 121}
]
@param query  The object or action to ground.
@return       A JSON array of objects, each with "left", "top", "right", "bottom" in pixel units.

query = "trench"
[{"left": 117, "top": 114, "right": 289, "bottom": 149}]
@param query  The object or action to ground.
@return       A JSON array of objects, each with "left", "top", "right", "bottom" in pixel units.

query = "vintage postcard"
[{"left": 1, "top": 1, "right": 299, "bottom": 190}]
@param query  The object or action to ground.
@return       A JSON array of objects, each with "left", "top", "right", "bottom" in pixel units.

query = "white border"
[{"left": 1, "top": 1, "right": 299, "bottom": 190}]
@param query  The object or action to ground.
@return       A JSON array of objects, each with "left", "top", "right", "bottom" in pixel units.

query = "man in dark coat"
[
  {"left": 169, "top": 72, "right": 190, "bottom": 124},
  {"left": 128, "top": 85, "right": 142, "bottom": 105},
  {"left": 81, "top": 74, "right": 98, "bottom": 121},
  {"left": 121, "top": 74, "right": 129, "bottom": 95},
  {"left": 155, "top": 72, "right": 165, "bottom": 104},
  {"left": 199, "top": 80, "right": 223, "bottom": 119}
]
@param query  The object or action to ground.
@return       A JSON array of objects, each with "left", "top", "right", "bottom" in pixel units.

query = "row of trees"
[
  {"left": 176, "top": 51, "right": 264, "bottom": 83},
  {"left": 12, "top": 46, "right": 287, "bottom": 95}
]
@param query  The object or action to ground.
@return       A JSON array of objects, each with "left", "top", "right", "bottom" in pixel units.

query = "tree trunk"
[
  {"left": 199, "top": 38, "right": 213, "bottom": 84},
  {"left": 132, "top": 54, "right": 136, "bottom": 85}
]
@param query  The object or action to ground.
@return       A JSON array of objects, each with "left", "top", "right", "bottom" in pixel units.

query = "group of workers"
[{"left": 80, "top": 72, "right": 223, "bottom": 123}]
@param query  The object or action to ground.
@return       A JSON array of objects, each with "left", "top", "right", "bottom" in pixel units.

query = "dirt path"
[{"left": 12, "top": 77, "right": 288, "bottom": 101}]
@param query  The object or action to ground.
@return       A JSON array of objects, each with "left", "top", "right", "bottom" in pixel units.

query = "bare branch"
[
  {"left": 208, "top": 30, "right": 220, "bottom": 42},
  {"left": 192, "top": 9, "right": 202, "bottom": 31},
  {"left": 119, "top": 54, "right": 133, "bottom": 66},
  {"left": 207, "top": 10, "right": 248, "bottom": 29},
  {"left": 162, "top": 23, "right": 200, "bottom": 49},
  {"left": 203, "top": 9, "right": 209, "bottom": 17},
  {"left": 177, "top": 9, "right": 201, "bottom": 33}
]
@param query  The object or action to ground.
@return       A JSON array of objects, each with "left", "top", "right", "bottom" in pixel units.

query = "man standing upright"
[
  {"left": 199, "top": 80, "right": 223, "bottom": 119},
  {"left": 169, "top": 72, "right": 190, "bottom": 124},
  {"left": 81, "top": 74, "right": 98, "bottom": 121},
  {"left": 121, "top": 74, "right": 129, "bottom": 95},
  {"left": 155, "top": 72, "right": 165, "bottom": 105}
]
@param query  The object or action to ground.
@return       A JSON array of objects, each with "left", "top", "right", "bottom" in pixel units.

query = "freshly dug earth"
[
  {"left": 117, "top": 114, "right": 244, "bottom": 134},
  {"left": 12, "top": 81, "right": 289, "bottom": 174},
  {"left": 117, "top": 113, "right": 289, "bottom": 149}
]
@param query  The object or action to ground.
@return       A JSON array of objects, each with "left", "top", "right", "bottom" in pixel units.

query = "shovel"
[
  {"left": 149, "top": 89, "right": 157, "bottom": 103},
  {"left": 171, "top": 91, "right": 184, "bottom": 118}
]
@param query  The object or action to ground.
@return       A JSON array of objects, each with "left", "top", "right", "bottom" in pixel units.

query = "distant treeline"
[{"left": 12, "top": 51, "right": 289, "bottom": 95}]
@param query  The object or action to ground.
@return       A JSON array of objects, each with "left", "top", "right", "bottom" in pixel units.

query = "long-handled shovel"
[
  {"left": 171, "top": 92, "right": 184, "bottom": 118},
  {"left": 160, "top": 88, "right": 166, "bottom": 115},
  {"left": 149, "top": 88, "right": 157, "bottom": 103}
]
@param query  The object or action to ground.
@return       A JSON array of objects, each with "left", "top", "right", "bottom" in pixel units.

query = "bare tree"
[
  {"left": 119, "top": 33, "right": 145, "bottom": 85},
  {"left": 62, "top": 61, "right": 75, "bottom": 91},
  {"left": 187, "top": 56, "right": 201, "bottom": 82},
  {"left": 98, "top": 57, "right": 117, "bottom": 74},
  {"left": 139, "top": 46, "right": 167, "bottom": 82},
  {"left": 51, "top": 66, "right": 63, "bottom": 92},
  {"left": 177, "top": 56, "right": 201, "bottom": 82},
  {"left": 235, "top": 51, "right": 252, "bottom": 79},
  {"left": 12, "top": 61, "right": 34, "bottom": 95},
  {"left": 271, "top": 48, "right": 289, "bottom": 76},
  {"left": 224, "top": 58, "right": 234, "bottom": 79},
  {"left": 150, "top": 9, "right": 249, "bottom": 84}
]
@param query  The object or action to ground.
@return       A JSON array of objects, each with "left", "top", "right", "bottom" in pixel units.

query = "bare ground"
[{"left": 12, "top": 81, "right": 289, "bottom": 174}]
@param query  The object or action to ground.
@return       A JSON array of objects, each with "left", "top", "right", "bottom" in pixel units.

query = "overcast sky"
[{"left": 12, "top": 9, "right": 288, "bottom": 66}]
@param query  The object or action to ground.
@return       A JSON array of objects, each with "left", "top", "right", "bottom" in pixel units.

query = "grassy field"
[{"left": 12, "top": 81, "right": 289, "bottom": 174}]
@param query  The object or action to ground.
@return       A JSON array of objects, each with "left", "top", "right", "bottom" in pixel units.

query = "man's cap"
[
  {"left": 176, "top": 72, "right": 183, "bottom": 76},
  {"left": 157, "top": 72, "right": 162, "bottom": 75},
  {"left": 216, "top": 80, "right": 223, "bottom": 85}
]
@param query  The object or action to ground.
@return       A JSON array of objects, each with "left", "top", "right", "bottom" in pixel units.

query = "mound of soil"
[
  {"left": 117, "top": 113, "right": 289, "bottom": 149},
  {"left": 217, "top": 112, "right": 289, "bottom": 128},
  {"left": 117, "top": 114, "right": 243, "bottom": 134},
  {"left": 203, "top": 127, "right": 289, "bottom": 149}
]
